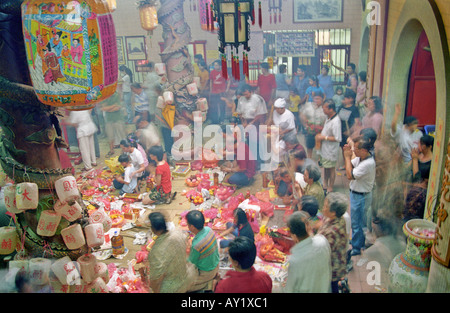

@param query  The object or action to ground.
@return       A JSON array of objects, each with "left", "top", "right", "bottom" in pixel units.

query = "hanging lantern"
[
  {"left": 213, "top": 0, "right": 255, "bottom": 80},
  {"left": 138, "top": 0, "right": 159, "bottom": 33},
  {"left": 213, "top": 0, "right": 254, "bottom": 52},
  {"left": 21, "top": 0, "right": 118, "bottom": 110}
]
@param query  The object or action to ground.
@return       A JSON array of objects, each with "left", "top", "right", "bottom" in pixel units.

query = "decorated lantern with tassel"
[
  {"left": 21, "top": 0, "right": 118, "bottom": 110},
  {"left": 138, "top": 0, "right": 159, "bottom": 34},
  {"left": 212, "top": 0, "right": 255, "bottom": 80}
]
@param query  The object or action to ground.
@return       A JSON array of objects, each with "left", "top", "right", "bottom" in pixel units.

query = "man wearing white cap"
[{"left": 272, "top": 98, "right": 297, "bottom": 156}]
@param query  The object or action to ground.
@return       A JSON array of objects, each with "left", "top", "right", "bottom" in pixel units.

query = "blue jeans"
[
  {"left": 123, "top": 92, "right": 133, "bottom": 123},
  {"left": 220, "top": 222, "right": 238, "bottom": 249},
  {"left": 349, "top": 191, "right": 372, "bottom": 253},
  {"left": 228, "top": 172, "right": 251, "bottom": 187},
  {"left": 161, "top": 127, "right": 174, "bottom": 156}
]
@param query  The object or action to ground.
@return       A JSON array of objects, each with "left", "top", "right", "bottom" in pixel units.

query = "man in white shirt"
[
  {"left": 299, "top": 91, "right": 327, "bottom": 159},
  {"left": 236, "top": 85, "right": 268, "bottom": 126},
  {"left": 316, "top": 99, "right": 341, "bottom": 192},
  {"left": 285, "top": 211, "right": 332, "bottom": 293},
  {"left": 116, "top": 154, "right": 138, "bottom": 194},
  {"left": 390, "top": 103, "right": 423, "bottom": 164},
  {"left": 119, "top": 139, "right": 146, "bottom": 179},
  {"left": 272, "top": 98, "right": 296, "bottom": 156},
  {"left": 343, "top": 136, "right": 376, "bottom": 256}
]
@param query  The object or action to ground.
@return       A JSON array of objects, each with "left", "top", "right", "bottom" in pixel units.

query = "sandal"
[{"left": 106, "top": 151, "right": 115, "bottom": 157}]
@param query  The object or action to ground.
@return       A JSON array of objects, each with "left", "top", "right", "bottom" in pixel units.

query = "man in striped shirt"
[{"left": 186, "top": 210, "right": 220, "bottom": 292}]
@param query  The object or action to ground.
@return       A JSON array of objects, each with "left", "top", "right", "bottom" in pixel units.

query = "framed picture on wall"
[
  {"left": 116, "top": 36, "right": 126, "bottom": 64},
  {"left": 293, "top": 0, "right": 343, "bottom": 23},
  {"left": 125, "top": 36, "right": 147, "bottom": 61}
]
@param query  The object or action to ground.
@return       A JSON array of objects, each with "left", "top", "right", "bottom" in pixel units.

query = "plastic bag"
[{"left": 249, "top": 196, "right": 274, "bottom": 217}]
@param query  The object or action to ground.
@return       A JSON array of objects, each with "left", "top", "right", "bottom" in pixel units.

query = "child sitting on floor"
[
  {"left": 142, "top": 146, "right": 176, "bottom": 205},
  {"left": 113, "top": 154, "right": 138, "bottom": 195}
]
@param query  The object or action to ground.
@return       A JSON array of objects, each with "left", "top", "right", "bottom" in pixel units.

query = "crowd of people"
[{"left": 63, "top": 55, "right": 433, "bottom": 293}]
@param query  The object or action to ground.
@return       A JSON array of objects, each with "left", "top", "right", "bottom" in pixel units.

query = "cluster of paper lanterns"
[
  {"left": 8, "top": 254, "right": 109, "bottom": 293},
  {"left": 2, "top": 175, "right": 110, "bottom": 255}
]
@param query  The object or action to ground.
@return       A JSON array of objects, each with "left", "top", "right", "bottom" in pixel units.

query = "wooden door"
[{"left": 406, "top": 31, "right": 436, "bottom": 128}]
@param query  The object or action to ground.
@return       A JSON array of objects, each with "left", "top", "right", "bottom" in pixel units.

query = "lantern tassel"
[
  {"left": 258, "top": 1, "right": 262, "bottom": 28},
  {"left": 236, "top": 55, "right": 240, "bottom": 81},
  {"left": 245, "top": 52, "right": 249, "bottom": 79},
  {"left": 238, "top": 3, "right": 242, "bottom": 31},
  {"left": 242, "top": 52, "right": 246, "bottom": 78},
  {"left": 251, "top": 5, "right": 255, "bottom": 25},
  {"left": 206, "top": 3, "right": 210, "bottom": 31},
  {"left": 231, "top": 52, "right": 235, "bottom": 79},
  {"left": 222, "top": 54, "right": 228, "bottom": 80},
  {"left": 210, "top": 3, "right": 215, "bottom": 32}
]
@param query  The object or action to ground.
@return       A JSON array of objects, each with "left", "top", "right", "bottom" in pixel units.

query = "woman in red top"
[
  {"left": 208, "top": 60, "right": 230, "bottom": 125},
  {"left": 143, "top": 146, "right": 175, "bottom": 204},
  {"left": 215, "top": 237, "right": 272, "bottom": 293},
  {"left": 256, "top": 62, "right": 276, "bottom": 107}
]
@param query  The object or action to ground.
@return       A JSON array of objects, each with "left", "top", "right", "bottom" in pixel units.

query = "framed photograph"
[
  {"left": 293, "top": 0, "right": 343, "bottom": 23},
  {"left": 125, "top": 36, "right": 147, "bottom": 61},
  {"left": 116, "top": 36, "right": 126, "bottom": 64}
]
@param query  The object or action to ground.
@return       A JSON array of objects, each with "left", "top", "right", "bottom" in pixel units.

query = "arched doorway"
[
  {"left": 406, "top": 30, "right": 436, "bottom": 129},
  {"left": 359, "top": 26, "right": 370, "bottom": 73},
  {"left": 382, "top": 0, "right": 450, "bottom": 221}
]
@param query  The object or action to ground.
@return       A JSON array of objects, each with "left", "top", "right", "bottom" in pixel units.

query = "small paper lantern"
[
  {"left": 71, "top": 282, "right": 89, "bottom": 293},
  {"left": 84, "top": 223, "right": 105, "bottom": 248},
  {"left": 193, "top": 76, "right": 201, "bottom": 87},
  {"left": 86, "top": 276, "right": 108, "bottom": 293},
  {"left": 89, "top": 208, "right": 112, "bottom": 232},
  {"left": 77, "top": 253, "right": 97, "bottom": 283},
  {"left": 94, "top": 262, "right": 109, "bottom": 284},
  {"left": 0, "top": 226, "right": 18, "bottom": 255},
  {"left": 61, "top": 223, "right": 86, "bottom": 250},
  {"left": 139, "top": 2, "right": 158, "bottom": 32},
  {"left": 163, "top": 91, "right": 174, "bottom": 105},
  {"left": 55, "top": 176, "right": 80, "bottom": 203},
  {"left": 29, "top": 258, "right": 52, "bottom": 285},
  {"left": 156, "top": 96, "right": 165, "bottom": 109},
  {"left": 15, "top": 182, "right": 39, "bottom": 210},
  {"left": 186, "top": 82, "right": 199, "bottom": 96},
  {"left": 192, "top": 111, "right": 206, "bottom": 122},
  {"left": 3, "top": 185, "right": 21, "bottom": 214},
  {"left": 21, "top": 0, "right": 118, "bottom": 109},
  {"left": 51, "top": 256, "right": 81, "bottom": 286},
  {"left": 196, "top": 97, "right": 209, "bottom": 111},
  {"left": 37, "top": 210, "right": 61, "bottom": 237},
  {"left": 54, "top": 200, "right": 82, "bottom": 222},
  {"left": 155, "top": 63, "right": 166, "bottom": 75},
  {"left": 9, "top": 260, "right": 29, "bottom": 275}
]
